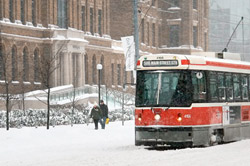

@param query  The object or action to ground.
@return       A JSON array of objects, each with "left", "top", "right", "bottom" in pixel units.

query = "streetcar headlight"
[
  {"left": 154, "top": 114, "right": 161, "bottom": 121},
  {"left": 177, "top": 113, "right": 182, "bottom": 122},
  {"left": 138, "top": 114, "right": 142, "bottom": 121}
]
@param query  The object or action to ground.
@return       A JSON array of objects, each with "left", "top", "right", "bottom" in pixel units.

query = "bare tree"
[
  {"left": 39, "top": 39, "right": 68, "bottom": 129},
  {"left": 0, "top": 39, "right": 23, "bottom": 130}
]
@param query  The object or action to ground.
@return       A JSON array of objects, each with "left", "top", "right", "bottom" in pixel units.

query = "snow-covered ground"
[{"left": 1, "top": 120, "right": 250, "bottom": 166}]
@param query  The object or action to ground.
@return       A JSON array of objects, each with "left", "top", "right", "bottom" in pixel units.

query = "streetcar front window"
[{"left": 136, "top": 70, "right": 193, "bottom": 107}]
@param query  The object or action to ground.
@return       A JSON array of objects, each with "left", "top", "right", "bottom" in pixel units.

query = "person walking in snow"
[
  {"left": 90, "top": 104, "right": 102, "bottom": 130},
  {"left": 100, "top": 100, "right": 109, "bottom": 129}
]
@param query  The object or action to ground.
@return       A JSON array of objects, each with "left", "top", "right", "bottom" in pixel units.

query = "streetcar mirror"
[{"left": 196, "top": 72, "right": 203, "bottom": 79}]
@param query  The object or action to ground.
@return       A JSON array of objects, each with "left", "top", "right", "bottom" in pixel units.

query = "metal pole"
[
  {"left": 133, "top": 0, "right": 139, "bottom": 69},
  {"left": 97, "top": 64, "right": 102, "bottom": 106},
  {"left": 98, "top": 69, "right": 101, "bottom": 106},
  {"left": 122, "top": 84, "right": 125, "bottom": 126}
]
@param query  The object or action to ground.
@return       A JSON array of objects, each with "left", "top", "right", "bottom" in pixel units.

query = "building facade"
[
  {"left": 0, "top": 0, "right": 209, "bottom": 95},
  {"left": 110, "top": 0, "right": 209, "bottom": 54}
]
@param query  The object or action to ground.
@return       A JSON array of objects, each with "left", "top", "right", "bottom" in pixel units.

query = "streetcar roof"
[{"left": 137, "top": 53, "right": 250, "bottom": 73}]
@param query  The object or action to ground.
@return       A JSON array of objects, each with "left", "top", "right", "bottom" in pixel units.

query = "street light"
[{"left": 97, "top": 64, "right": 103, "bottom": 106}]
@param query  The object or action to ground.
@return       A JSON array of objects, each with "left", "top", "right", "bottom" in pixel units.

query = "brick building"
[
  {"left": 110, "top": 0, "right": 209, "bottom": 54},
  {"left": 0, "top": 0, "right": 209, "bottom": 95}
]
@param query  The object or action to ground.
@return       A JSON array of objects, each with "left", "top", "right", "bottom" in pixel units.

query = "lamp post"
[{"left": 97, "top": 64, "right": 103, "bottom": 106}]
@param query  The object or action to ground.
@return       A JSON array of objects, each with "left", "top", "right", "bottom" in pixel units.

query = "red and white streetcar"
[{"left": 135, "top": 53, "right": 250, "bottom": 147}]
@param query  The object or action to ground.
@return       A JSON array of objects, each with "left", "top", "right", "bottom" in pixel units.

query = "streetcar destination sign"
[{"left": 143, "top": 60, "right": 178, "bottom": 67}]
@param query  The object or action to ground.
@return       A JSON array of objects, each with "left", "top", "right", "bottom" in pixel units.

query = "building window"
[
  {"left": 141, "top": 18, "right": 145, "bottom": 43},
  {"left": 32, "top": 0, "right": 36, "bottom": 26},
  {"left": 158, "top": 25, "right": 161, "bottom": 47},
  {"left": 23, "top": 47, "right": 29, "bottom": 82},
  {"left": 57, "top": 0, "right": 68, "bottom": 28},
  {"left": 111, "top": 64, "right": 114, "bottom": 85},
  {"left": 171, "top": 0, "right": 179, "bottom": 7},
  {"left": 152, "top": 0, "right": 155, "bottom": 6},
  {"left": 59, "top": 53, "right": 64, "bottom": 85},
  {"left": 81, "top": 6, "right": 85, "bottom": 31},
  {"left": 0, "top": 45, "right": 4, "bottom": 80},
  {"left": 100, "top": 55, "right": 105, "bottom": 85},
  {"left": 72, "top": 53, "right": 79, "bottom": 87},
  {"left": 152, "top": 23, "right": 155, "bottom": 47},
  {"left": 193, "top": 0, "right": 197, "bottom": 9},
  {"left": 0, "top": 0, "right": 3, "bottom": 19},
  {"left": 98, "top": 9, "right": 102, "bottom": 36},
  {"left": 9, "top": 0, "right": 14, "bottom": 22},
  {"left": 84, "top": 54, "right": 88, "bottom": 84},
  {"left": 92, "top": 55, "right": 96, "bottom": 84},
  {"left": 203, "top": 1, "right": 207, "bottom": 17},
  {"left": 117, "top": 64, "right": 121, "bottom": 86},
  {"left": 90, "top": 7, "right": 94, "bottom": 34},
  {"left": 193, "top": 26, "right": 198, "bottom": 48},
  {"left": 147, "top": 22, "right": 150, "bottom": 45},
  {"left": 34, "top": 49, "right": 40, "bottom": 82},
  {"left": 169, "top": 25, "right": 179, "bottom": 47},
  {"left": 124, "top": 67, "right": 127, "bottom": 86},
  {"left": 21, "top": 0, "right": 25, "bottom": 24},
  {"left": 12, "top": 46, "right": 17, "bottom": 81}
]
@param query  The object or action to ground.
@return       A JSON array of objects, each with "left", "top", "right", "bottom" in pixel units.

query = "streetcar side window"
[
  {"left": 218, "top": 73, "right": 226, "bottom": 101},
  {"left": 225, "top": 74, "right": 233, "bottom": 101},
  {"left": 242, "top": 75, "right": 248, "bottom": 101},
  {"left": 233, "top": 74, "right": 241, "bottom": 101},
  {"left": 248, "top": 75, "right": 250, "bottom": 100},
  {"left": 209, "top": 72, "right": 218, "bottom": 102},
  {"left": 191, "top": 71, "right": 206, "bottom": 102}
]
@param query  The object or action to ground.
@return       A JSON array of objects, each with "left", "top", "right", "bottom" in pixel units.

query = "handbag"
[{"left": 105, "top": 118, "right": 109, "bottom": 124}]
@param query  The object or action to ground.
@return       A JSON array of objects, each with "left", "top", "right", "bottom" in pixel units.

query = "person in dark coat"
[
  {"left": 100, "top": 100, "right": 109, "bottom": 129},
  {"left": 90, "top": 104, "right": 102, "bottom": 130}
]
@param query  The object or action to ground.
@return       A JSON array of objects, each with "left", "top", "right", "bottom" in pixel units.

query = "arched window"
[
  {"left": 57, "top": 0, "right": 68, "bottom": 28},
  {"left": 32, "top": 0, "right": 36, "bottom": 26},
  {"left": 100, "top": 55, "right": 105, "bottom": 85},
  {"left": 9, "top": 0, "right": 14, "bottom": 22},
  {"left": 21, "top": 0, "right": 25, "bottom": 24},
  {"left": 11, "top": 45, "right": 17, "bottom": 81},
  {"left": 23, "top": 47, "right": 29, "bottom": 82},
  {"left": 92, "top": 55, "right": 96, "bottom": 84},
  {"left": 34, "top": 48, "right": 40, "bottom": 82}
]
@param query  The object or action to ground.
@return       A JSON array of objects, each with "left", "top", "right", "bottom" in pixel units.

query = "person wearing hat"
[
  {"left": 90, "top": 104, "right": 102, "bottom": 130},
  {"left": 100, "top": 100, "right": 109, "bottom": 129}
]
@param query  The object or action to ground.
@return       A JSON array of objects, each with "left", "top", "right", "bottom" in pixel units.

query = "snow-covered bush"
[{"left": 0, "top": 105, "right": 134, "bottom": 128}]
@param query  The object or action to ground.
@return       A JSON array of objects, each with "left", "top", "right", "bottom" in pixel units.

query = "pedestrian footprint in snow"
[{"left": 90, "top": 104, "right": 102, "bottom": 130}]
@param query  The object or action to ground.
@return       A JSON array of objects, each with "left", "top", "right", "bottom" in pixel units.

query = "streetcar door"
[{"left": 223, "top": 105, "right": 230, "bottom": 125}]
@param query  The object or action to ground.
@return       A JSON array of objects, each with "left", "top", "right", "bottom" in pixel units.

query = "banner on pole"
[{"left": 121, "top": 36, "right": 135, "bottom": 71}]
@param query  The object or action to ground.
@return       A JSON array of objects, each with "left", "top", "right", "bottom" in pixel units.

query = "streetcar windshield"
[{"left": 136, "top": 70, "right": 193, "bottom": 107}]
